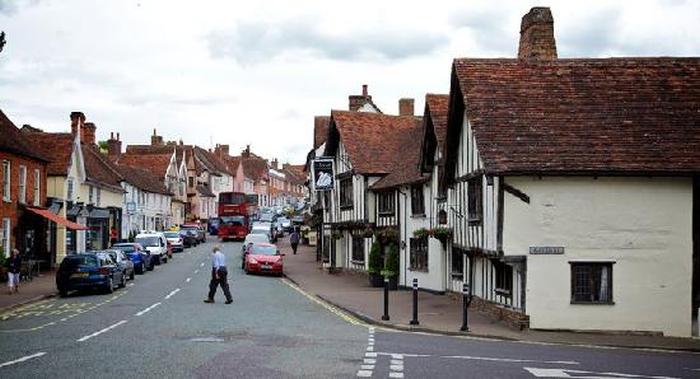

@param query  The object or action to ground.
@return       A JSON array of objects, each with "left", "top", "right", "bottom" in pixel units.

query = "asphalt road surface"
[{"left": 1, "top": 240, "right": 698, "bottom": 378}]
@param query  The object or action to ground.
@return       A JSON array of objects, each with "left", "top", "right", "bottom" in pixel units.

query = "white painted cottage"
[{"left": 441, "top": 7, "right": 700, "bottom": 336}]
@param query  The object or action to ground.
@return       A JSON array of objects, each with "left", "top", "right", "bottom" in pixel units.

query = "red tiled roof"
[
  {"left": 446, "top": 57, "right": 700, "bottom": 177},
  {"left": 371, "top": 124, "right": 428, "bottom": 190},
  {"left": 194, "top": 146, "right": 230, "bottom": 176},
  {"left": 0, "top": 111, "right": 49, "bottom": 162},
  {"left": 327, "top": 111, "right": 422, "bottom": 175},
  {"left": 116, "top": 164, "right": 171, "bottom": 195},
  {"left": 314, "top": 116, "right": 330, "bottom": 149},
  {"left": 82, "top": 144, "right": 124, "bottom": 192},
  {"left": 117, "top": 153, "right": 171, "bottom": 180},
  {"left": 21, "top": 130, "right": 73, "bottom": 175},
  {"left": 424, "top": 94, "right": 449, "bottom": 152},
  {"left": 241, "top": 157, "right": 268, "bottom": 181}
]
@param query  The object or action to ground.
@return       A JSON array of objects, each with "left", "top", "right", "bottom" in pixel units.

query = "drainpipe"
[{"left": 398, "top": 188, "right": 408, "bottom": 288}]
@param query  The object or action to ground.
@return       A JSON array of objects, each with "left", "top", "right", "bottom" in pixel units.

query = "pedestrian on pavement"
[
  {"left": 290, "top": 228, "right": 300, "bottom": 255},
  {"left": 6, "top": 249, "right": 21, "bottom": 294},
  {"left": 204, "top": 246, "right": 233, "bottom": 304}
]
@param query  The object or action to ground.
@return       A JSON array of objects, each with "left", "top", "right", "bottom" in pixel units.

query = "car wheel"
[
  {"left": 106, "top": 278, "right": 114, "bottom": 294},
  {"left": 59, "top": 288, "right": 68, "bottom": 297}
]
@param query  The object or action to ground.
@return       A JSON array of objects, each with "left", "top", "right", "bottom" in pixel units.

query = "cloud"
[
  {"left": 0, "top": 0, "right": 40, "bottom": 15},
  {"left": 207, "top": 18, "right": 449, "bottom": 65},
  {"left": 557, "top": 8, "right": 623, "bottom": 57},
  {"left": 448, "top": 7, "right": 517, "bottom": 55}
]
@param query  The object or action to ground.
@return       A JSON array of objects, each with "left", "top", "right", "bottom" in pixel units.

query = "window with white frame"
[
  {"left": 2, "top": 160, "right": 10, "bottom": 202},
  {"left": 66, "top": 178, "right": 74, "bottom": 201},
  {"left": 33, "top": 169, "right": 41, "bottom": 206},
  {"left": 1, "top": 218, "right": 10, "bottom": 256},
  {"left": 377, "top": 191, "right": 395, "bottom": 215},
  {"left": 409, "top": 237, "right": 428, "bottom": 271},
  {"left": 18, "top": 165, "right": 27, "bottom": 204}
]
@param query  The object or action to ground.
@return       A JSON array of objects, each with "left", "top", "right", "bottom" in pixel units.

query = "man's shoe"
[
  {"left": 225, "top": 299, "right": 233, "bottom": 304},
  {"left": 203, "top": 299, "right": 215, "bottom": 304}
]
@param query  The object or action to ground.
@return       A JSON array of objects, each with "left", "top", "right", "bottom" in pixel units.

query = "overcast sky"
[{"left": 1, "top": 0, "right": 698, "bottom": 164}]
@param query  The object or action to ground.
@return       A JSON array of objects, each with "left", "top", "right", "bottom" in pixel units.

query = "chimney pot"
[
  {"left": 107, "top": 131, "right": 122, "bottom": 159},
  {"left": 362, "top": 84, "right": 368, "bottom": 96},
  {"left": 398, "top": 98, "right": 414, "bottom": 116},
  {"left": 70, "top": 111, "right": 85, "bottom": 138},
  {"left": 518, "top": 7, "right": 557, "bottom": 61}
]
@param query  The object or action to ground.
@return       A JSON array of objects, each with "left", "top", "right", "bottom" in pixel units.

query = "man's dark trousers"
[
  {"left": 291, "top": 243, "right": 298, "bottom": 255},
  {"left": 208, "top": 267, "right": 233, "bottom": 302}
]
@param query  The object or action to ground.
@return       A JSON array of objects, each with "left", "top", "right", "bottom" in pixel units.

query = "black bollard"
[
  {"left": 381, "top": 277, "right": 390, "bottom": 321},
  {"left": 460, "top": 282, "right": 471, "bottom": 332},
  {"left": 409, "top": 278, "right": 419, "bottom": 325}
]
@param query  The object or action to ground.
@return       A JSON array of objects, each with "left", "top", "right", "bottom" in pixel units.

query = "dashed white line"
[
  {"left": 0, "top": 352, "right": 47, "bottom": 368},
  {"left": 356, "top": 370, "right": 372, "bottom": 377},
  {"left": 135, "top": 302, "right": 162, "bottom": 316},
  {"left": 194, "top": 269, "right": 199, "bottom": 274},
  {"left": 76, "top": 320, "right": 127, "bottom": 342},
  {"left": 389, "top": 373, "right": 404, "bottom": 378},
  {"left": 164, "top": 288, "right": 181, "bottom": 300},
  {"left": 186, "top": 277, "right": 191, "bottom": 283},
  {"left": 128, "top": 283, "right": 135, "bottom": 287},
  {"left": 442, "top": 355, "right": 579, "bottom": 365},
  {"left": 200, "top": 262, "right": 205, "bottom": 267},
  {"left": 363, "top": 358, "right": 376, "bottom": 364}
]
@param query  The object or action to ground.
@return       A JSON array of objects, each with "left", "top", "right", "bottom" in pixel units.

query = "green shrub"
[
  {"left": 368, "top": 242, "right": 382, "bottom": 275},
  {"left": 381, "top": 244, "right": 399, "bottom": 278}
]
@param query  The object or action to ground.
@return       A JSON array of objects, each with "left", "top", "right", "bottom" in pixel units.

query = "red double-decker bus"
[{"left": 217, "top": 192, "right": 255, "bottom": 241}]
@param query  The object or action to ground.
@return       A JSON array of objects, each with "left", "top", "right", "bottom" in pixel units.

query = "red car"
[{"left": 244, "top": 243, "right": 285, "bottom": 276}]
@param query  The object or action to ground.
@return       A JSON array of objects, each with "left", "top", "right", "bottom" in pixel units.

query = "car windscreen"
[
  {"left": 135, "top": 237, "right": 161, "bottom": 247},
  {"left": 249, "top": 229, "right": 269, "bottom": 236},
  {"left": 259, "top": 214, "right": 274, "bottom": 222},
  {"left": 62, "top": 255, "right": 98, "bottom": 268},
  {"left": 221, "top": 216, "right": 245, "bottom": 226},
  {"left": 245, "top": 235, "right": 269, "bottom": 244},
  {"left": 250, "top": 245, "right": 278, "bottom": 256},
  {"left": 112, "top": 245, "right": 136, "bottom": 253},
  {"left": 163, "top": 232, "right": 180, "bottom": 238}
]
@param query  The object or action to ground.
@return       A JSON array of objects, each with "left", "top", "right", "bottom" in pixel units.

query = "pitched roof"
[
  {"left": 116, "top": 165, "right": 171, "bottom": 195},
  {"left": 314, "top": 116, "right": 330, "bottom": 149},
  {"left": 371, "top": 124, "right": 428, "bottom": 190},
  {"left": 117, "top": 153, "right": 172, "bottom": 179},
  {"left": 194, "top": 146, "right": 230, "bottom": 176},
  {"left": 196, "top": 184, "right": 215, "bottom": 197},
  {"left": 326, "top": 111, "right": 422, "bottom": 175},
  {"left": 22, "top": 131, "right": 74, "bottom": 176},
  {"left": 82, "top": 144, "right": 124, "bottom": 192},
  {"left": 0, "top": 111, "right": 49, "bottom": 162},
  {"left": 241, "top": 157, "right": 269, "bottom": 181},
  {"left": 424, "top": 94, "right": 449, "bottom": 152},
  {"left": 445, "top": 57, "right": 700, "bottom": 178}
]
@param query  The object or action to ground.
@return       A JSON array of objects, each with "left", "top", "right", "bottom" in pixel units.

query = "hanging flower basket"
[
  {"left": 412, "top": 227, "right": 431, "bottom": 239},
  {"left": 431, "top": 226, "right": 453, "bottom": 244}
]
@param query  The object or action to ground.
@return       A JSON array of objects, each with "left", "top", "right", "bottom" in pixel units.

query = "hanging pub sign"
[{"left": 312, "top": 158, "right": 335, "bottom": 191}]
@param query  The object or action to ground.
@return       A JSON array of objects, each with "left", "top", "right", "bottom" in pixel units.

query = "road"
[{"left": 0, "top": 239, "right": 698, "bottom": 378}]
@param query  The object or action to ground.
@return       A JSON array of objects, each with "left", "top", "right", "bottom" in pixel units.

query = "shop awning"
[{"left": 26, "top": 207, "right": 89, "bottom": 230}]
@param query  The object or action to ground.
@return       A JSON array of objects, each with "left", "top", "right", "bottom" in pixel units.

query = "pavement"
[
  {"left": 279, "top": 237, "right": 700, "bottom": 353},
  {"left": 0, "top": 269, "right": 57, "bottom": 312},
  {"left": 1, "top": 237, "right": 699, "bottom": 378}
]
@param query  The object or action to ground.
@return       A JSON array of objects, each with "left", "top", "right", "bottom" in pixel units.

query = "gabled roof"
[
  {"left": 22, "top": 130, "right": 73, "bottom": 175},
  {"left": 424, "top": 94, "right": 449, "bottom": 153},
  {"left": 241, "top": 157, "right": 269, "bottom": 181},
  {"left": 325, "top": 111, "right": 422, "bottom": 175},
  {"left": 371, "top": 124, "right": 428, "bottom": 190},
  {"left": 117, "top": 153, "right": 172, "bottom": 180},
  {"left": 314, "top": 116, "right": 331, "bottom": 149},
  {"left": 196, "top": 184, "right": 215, "bottom": 197},
  {"left": 0, "top": 111, "right": 49, "bottom": 162},
  {"left": 82, "top": 144, "right": 125, "bottom": 192},
  {"left": 445, "top": 57, "right": 700, "bottom": 180},
  {"left": 116, "top": 165, "right": 171, "bottom": 195},
  {"left": 193, "top": 146, "right": 230, "bottom": 176}
]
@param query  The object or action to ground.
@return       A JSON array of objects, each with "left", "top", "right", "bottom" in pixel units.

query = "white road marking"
[
  {"left": 360, "top": 365, "right": 374, "bottom": 370},
  {"left": 391, "top": 359, "right": 403, "bottom": 365},
  {"left": 390, "top": 365, "right": 404, "bottom": 371},
  {"left": 0, "top": 352, "right": 47, "bottom": 368},
  {"left": 76, "top": 320, "right": 127, "bottom": 342},
  {"left": 194, "top": 269, "right": 199, "bottom": 274},
  {"left": 366, "top": 346, "right": 374, "bottom": 351},
  {"left": 164, "top": 288, "right": 181, "bottom": 300},
  {"left": 524, "top": 367, "right": 678, "bottom": 378},
  {"left": 135, "top": 302, "right": 162, "bottom": 316},
  {"left": 200, "top": 262, "right": 205, "bottom": 267},
  {"left": 363, "top": 359, "right": 376, "bottom": 364},
  {"left": 365, "top": 352, "right": 377, "bottom": 358},
  {"left": 128, "top": 283, "right": 135, "bottom": 287},
  {"left": 186, "top": 277, "right": 191, "bottom": 283},
  {"left": 389, "top": 373, "right": 404, "bottom": 378},
  {"left": 391, "top": 354, "right": 404, "bottom": 359},
  {"left": 444, "top": 355, "right": 579, "bottom": 365},
  {"left": 356, "top": 370, "right": 372, "bottom": 377}
]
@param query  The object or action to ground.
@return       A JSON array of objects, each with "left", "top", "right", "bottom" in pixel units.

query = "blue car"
[
  {"left": 112, "top": 242, "right": 153, "bottom": 274},
  {"left": 56, "top": 253, "right": 125, "bottom": 296}
]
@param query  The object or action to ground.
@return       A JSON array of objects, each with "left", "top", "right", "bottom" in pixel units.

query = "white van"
[{"left": 134, "top": 232, "right": 169, "bottom": 264}]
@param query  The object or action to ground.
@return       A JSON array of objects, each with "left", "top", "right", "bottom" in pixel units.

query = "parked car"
[
  {"left": 243, "top": 243, "right": 284, "bottom": 276},
  {"left": 241, "top": 234, "right": 271, "bottom": 269},
  {"left": 99, "top": 249, "right": 135, "bottom": 281},
  {"left": 259, "top": 213, "right": 276, "bottom": 223},
  {"left": 135, "top": 232, "right": 169, "bottom": 264},
  {"left": 56, "top": 253, "right": 125, "bottom": 296},
  {"left": 179, "top": 229, "right": 197, "bottom": 247},
  {"left": 208, "top": 218, "right": 220, "bottom": 236},
  {"left": 250, "top": 223, "right": 275, "bottom": 242},
  {"left": 111, "top": 242, "right": 152, "bottom": 274},
  {"left": 163, "top": 231, "right": 184, "bottom": 252},
  {"left": 181, "top": 224, "right": 206, "bottom": 243},
  {"left": 277, "top": 217, "right": 292, "bottom": 232}
]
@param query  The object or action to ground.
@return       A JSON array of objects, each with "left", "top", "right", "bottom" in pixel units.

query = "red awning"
[{"left": 26, "top": 207, "right": 89, "bottom": 230}]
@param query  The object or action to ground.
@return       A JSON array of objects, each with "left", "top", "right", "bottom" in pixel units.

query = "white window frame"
[
  {"left": 2, "top": 160, "right": 10, "bottom": 202},
  {"left": 18, "top": 165, "right": 27, "bottom": 204},
  {"left": 66, "top": 178, "right": 74, "bottom": 201},
  {"left": 1, "top": 218, "right": 10, "bottom": 256},
  {"left": 33, "top": 169, "right": 41, "bottom": 206}
]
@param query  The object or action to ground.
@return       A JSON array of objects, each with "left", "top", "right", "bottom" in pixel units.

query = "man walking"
[
  {"left": 290, "top": 228, "right": 300, "bottom": 255},
  {"left": 204, "top": 246, "right": 233, "bottom": 304},
  {"left": 7, "top": 249, "right": 21, "bottom": 294}
]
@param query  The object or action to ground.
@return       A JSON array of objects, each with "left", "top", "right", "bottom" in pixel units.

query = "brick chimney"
[
  {"left": 151, "top": 128, "right": 164, "bottom": 146},
  {"left": 70, "top": 111, "right": 85, "bottom": 138},
  {"left": 270, "top": 158, "right": 279, "bottom": 170},
  {"left": 82, "top": 122, "right": 96, "bottom": 145},
  {"left": 215, "top": 144, "right": 230, "bottom": 159},
  {"left": 398, "top": 98, "right": 414, "bottom": 116},
  {"left": 242, "top": 145, "right": 251, "bottom": 158},
  {"left": 349, "top": 84, "right": 372, "bottom": 111},
  {"left": 107, "top": 132, "right": 121, "bottom": 159},
  {"left": 518, "top": 7, "right": 557, "bottom": 61}
]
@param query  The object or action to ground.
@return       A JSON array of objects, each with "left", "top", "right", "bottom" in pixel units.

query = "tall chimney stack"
[
  {"left": 398, "top": 98, "right": 414, "bottom": 116},
  {"left": 349, "top": 84, "right": 372, "bottom": 111},
  {"left": 151, "top": 128, "right": 164, "bottom": 146},
  {"left": 107, "top": 131, "right": 122, "bottom": 159},
  {"left": 70, "top": 111, "right": 85, "bottom": 138},
  {"left": 82, "top": 122, "right": 96, "bottom": 145},
  {"left": 518, "top": 7, "right": 557, "bottom": 61}
]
